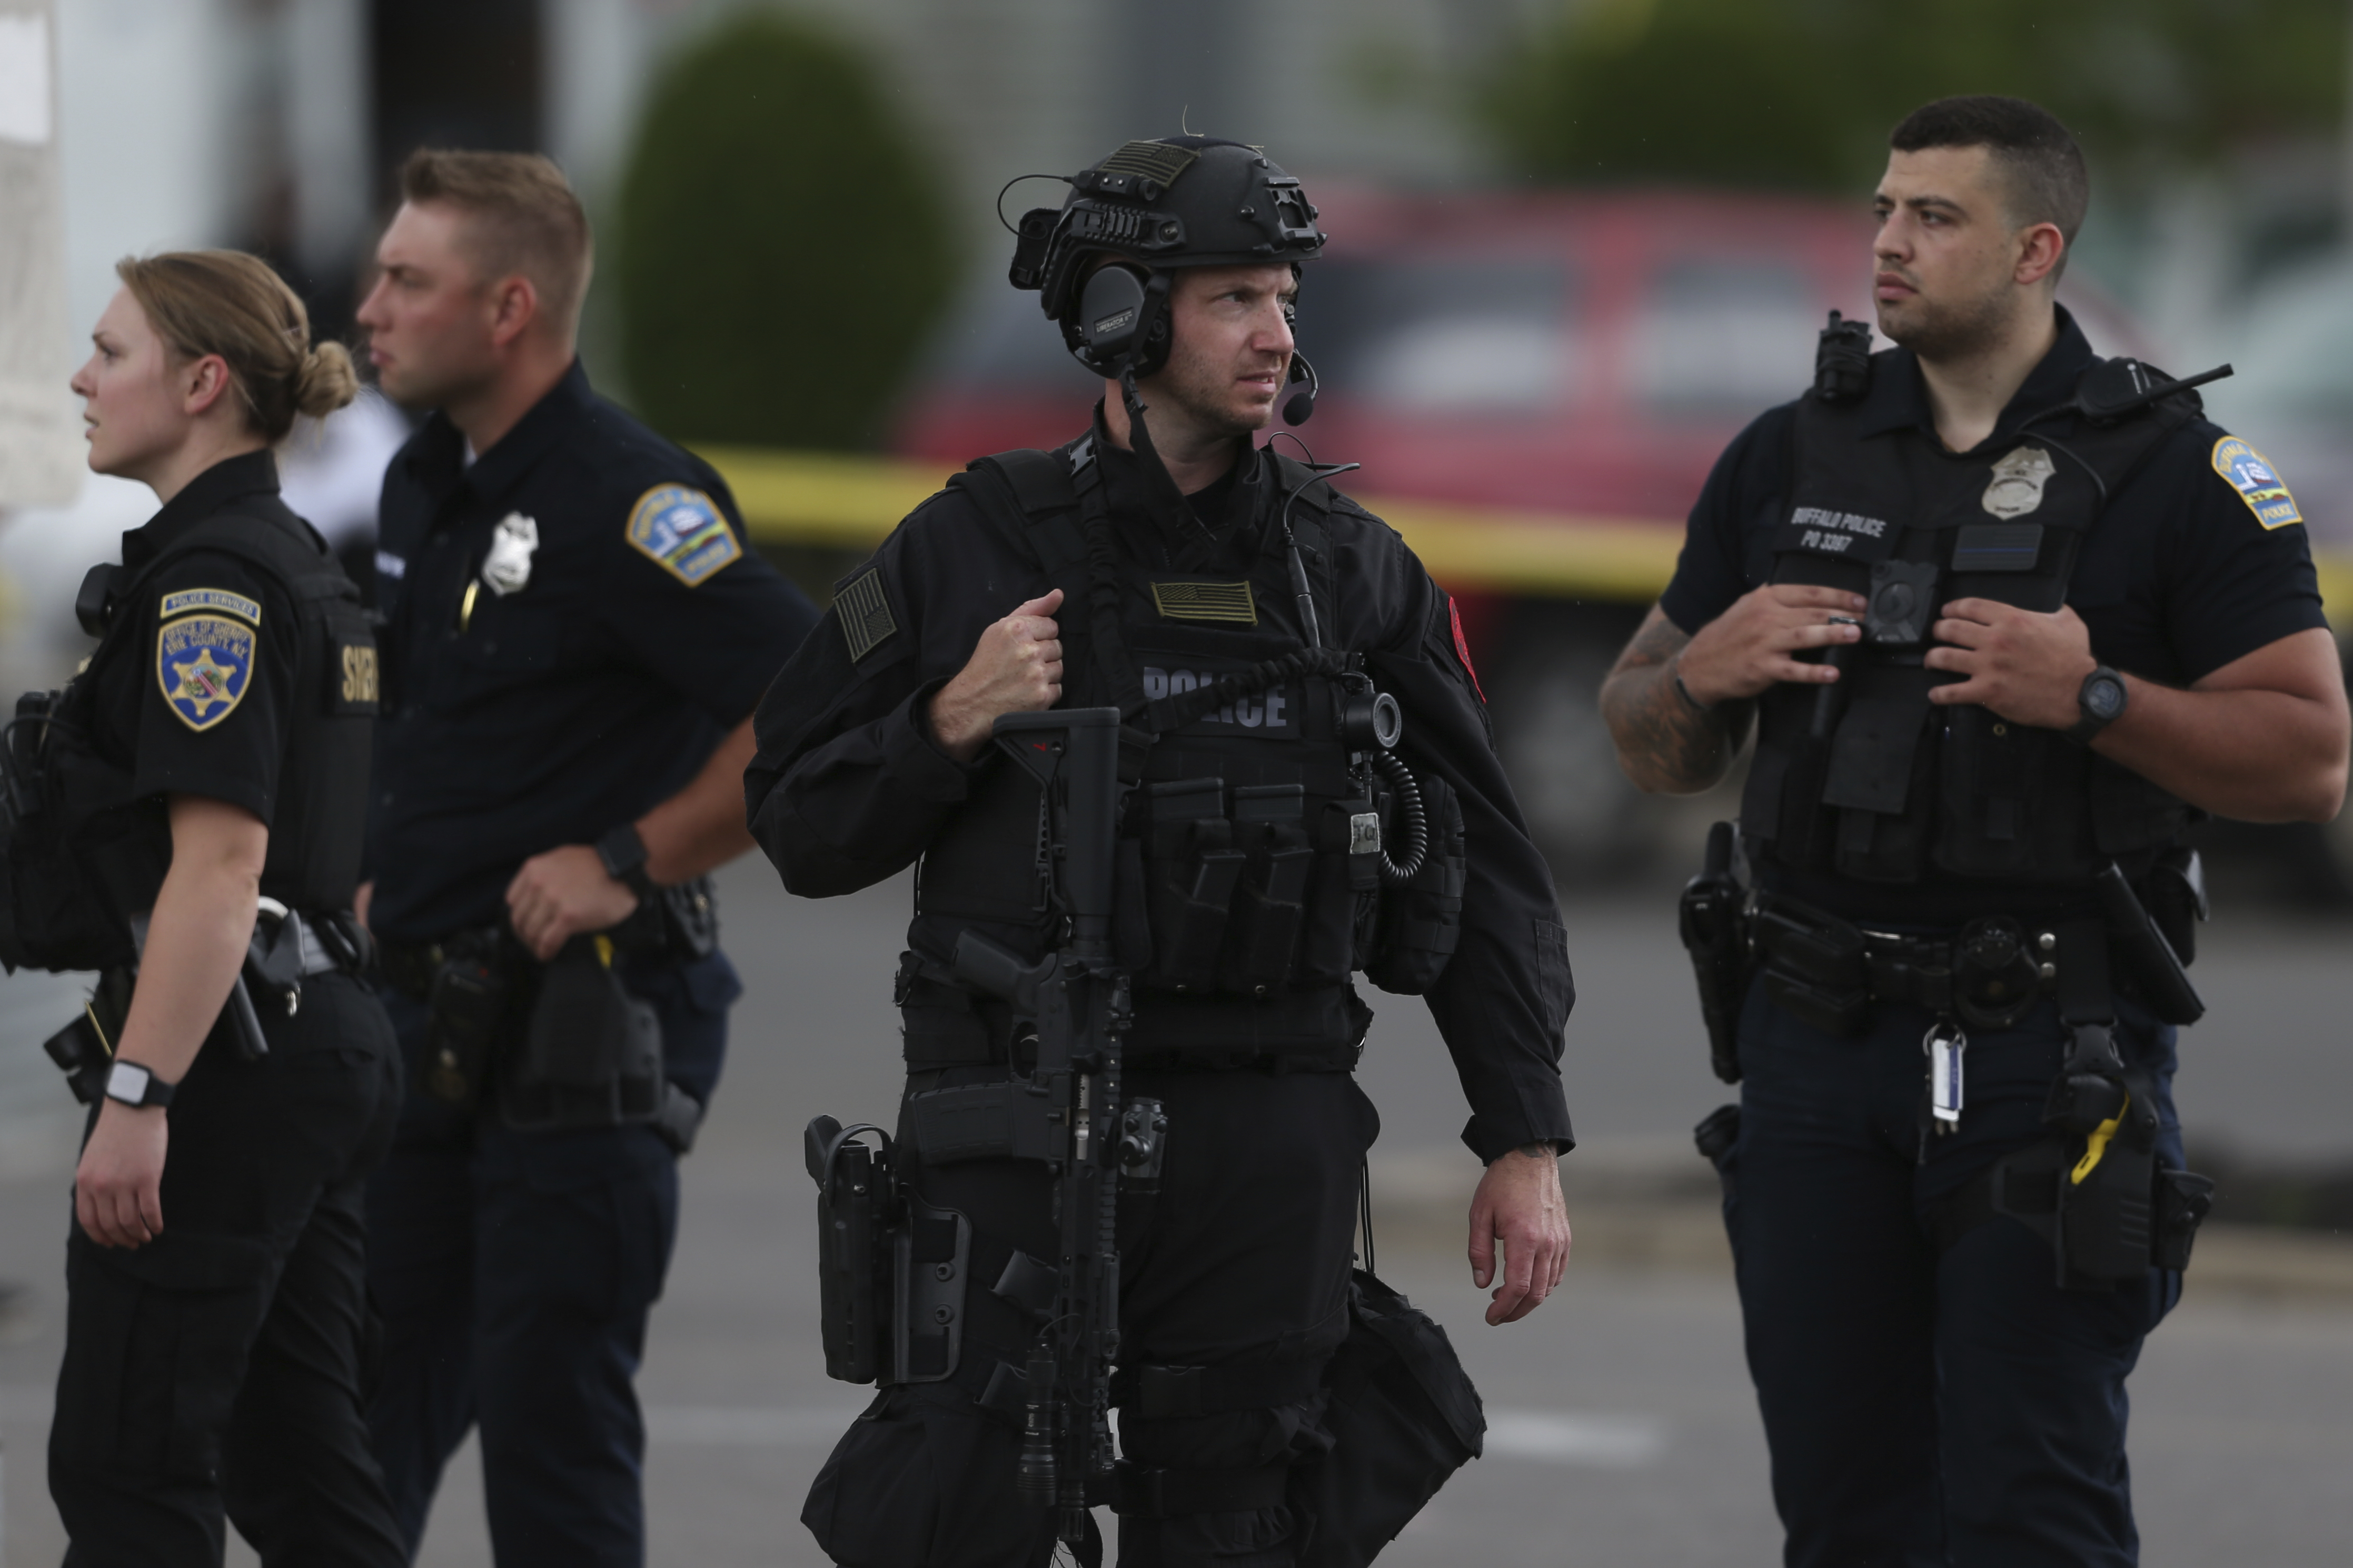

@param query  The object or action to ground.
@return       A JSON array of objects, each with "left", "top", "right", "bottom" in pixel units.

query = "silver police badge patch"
[
  {"left": 481, "top": 512, "right": 539, "bottom": 596},
  {"left": 156, "top": 613, "right": 256, "bottom": 732},
  {"left": 1982, "top": 446, "right": 2057, "bottom": 519}
]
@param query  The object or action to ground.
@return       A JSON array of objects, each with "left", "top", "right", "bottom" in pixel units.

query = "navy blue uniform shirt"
[
  {"left": 1661, "top": 309, "right": 2328, "bottom": 920},
  {"left": 1662, "top": 309, "right": 2327, "bottom": 686},
  {"left": 97, "top": 451, "right": 308, "bottom": 828},
  {"left": 365, "top": 361, "right": 818, "bottom": 942}
]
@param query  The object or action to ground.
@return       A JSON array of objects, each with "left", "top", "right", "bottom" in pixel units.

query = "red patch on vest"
[{"left": 1448, "top": 597, "right": 1486, "bottom": 703}]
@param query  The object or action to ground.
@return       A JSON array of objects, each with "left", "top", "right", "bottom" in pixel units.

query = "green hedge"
[{"left": 616, "top": 11, "right": 956, "bottom": 448}]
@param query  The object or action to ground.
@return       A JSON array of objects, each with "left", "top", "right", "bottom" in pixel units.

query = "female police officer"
[{"left": 32, "top": 251, "right": 407, "bottom": 1564}]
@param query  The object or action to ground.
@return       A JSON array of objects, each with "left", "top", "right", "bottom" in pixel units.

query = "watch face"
[{"left": 2086, "top": 676, "right": 2126, "bottom": 720}]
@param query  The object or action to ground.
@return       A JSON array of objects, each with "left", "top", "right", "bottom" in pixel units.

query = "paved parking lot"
[{"left": 0, "top": 859, "right": 2347, "bottom": 1563}]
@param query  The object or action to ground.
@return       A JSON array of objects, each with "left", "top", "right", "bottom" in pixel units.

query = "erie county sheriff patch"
[
  {"left": 626, "top": 484, "right": 743, "bottom": 586},
  {"left": 156, "top": 614, "right": 255, "bottom": 732},
  {"left": 2211, "top": 437, "right": 2303, "bottom": 530}
]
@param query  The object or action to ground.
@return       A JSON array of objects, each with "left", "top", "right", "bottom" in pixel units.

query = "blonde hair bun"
[
  {"left": 295, "top": 341, "right": 360, "bottom": 420},
  {"left": 115, "top": 249, "right": 350, "bottom": 444}
]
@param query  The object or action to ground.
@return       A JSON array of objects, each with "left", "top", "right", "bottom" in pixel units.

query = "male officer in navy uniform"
[
  {"left": 747, "top": 135, "right": 1575, "bottom": 1567},
  {"left": 1601, "top": 96, "right": 2349, "bottom": 1566},
  {"left": 352, "top": 150, "right": 818, "bottom": 1564}
]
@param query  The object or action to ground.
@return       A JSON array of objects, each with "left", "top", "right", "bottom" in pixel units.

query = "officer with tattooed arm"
[
  {"left": 748, "top": 135, "right": 1575, "bottom": 1567},
  {"left": 1602, "top": 96, "right": 2348, "bottom": 1567},
  {"left": 353, "top": 149, "right": 818, "bottom": 1565}
]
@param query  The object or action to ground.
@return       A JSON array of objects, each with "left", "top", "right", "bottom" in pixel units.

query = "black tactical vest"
[
  {"left": 1740, "top": 350, "right": 2199, "bottom": 889},
  {"left": 910, "top": 438, "right": 1426, "bottom": 1058},
  {"left": 0, "top": 507, "right": 377, "bottom": 973}
]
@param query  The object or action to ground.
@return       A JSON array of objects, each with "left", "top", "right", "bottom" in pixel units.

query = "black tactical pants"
[
  {"left": 803, "top": 1065, "right": 1379, "bottom": 1568},
  {"left": 49, "top": 971, "right": 408, "bottom": 1568}
]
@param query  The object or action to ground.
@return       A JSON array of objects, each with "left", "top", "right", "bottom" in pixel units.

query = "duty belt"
[
  {"left": 376, "top": 925, "right": 504, "bottom": 1001},
  {"left": 1751, "top": 893, "right": 2061, "bottom": 1037}
]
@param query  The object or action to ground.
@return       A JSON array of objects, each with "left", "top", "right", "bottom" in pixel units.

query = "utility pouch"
[
  {"left": 1677, "top": 822, "right": 1751, "bottom": 1083},
  {"left": 1292, "top": 1270, "right": 1485, "bottom": 1568},
  {"left": 2152, "top": 1167, "right": 2216, "bottom": 1271},
  {"left": 498, "top": 938, "right": 665, "bottom": 1132},
  {"left": 1753, "top": 896, "right": 1868, "bottom": 1035},
  {"left": 1223, "top": 784, "right": 1311, "bottom": 993},
  {"left": 1364, "top": 773, "right": 1466, "bottom": 997},
  {"left": 1139, "top": 777, "right": 1244, "bottom": 993},
  {"left": 804, "top": 1116, "right": 896, "bottom": 1384},
  {"left": 422, "top": 951, "right": 517, "bottom": 1108},
  {"left": 2096, "top": 863, "right": 2203, "bottom": 1026},
  {"left": 0, "top": 691, "right": 136, "bottom": 974},
  {"left": 2141, "top": 847, "right": 2207, "bottom": 968}
]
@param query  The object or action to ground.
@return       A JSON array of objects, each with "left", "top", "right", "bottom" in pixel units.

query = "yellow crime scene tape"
[{"left": 701, "top": 446, "right": 2353, "bottom": 623}]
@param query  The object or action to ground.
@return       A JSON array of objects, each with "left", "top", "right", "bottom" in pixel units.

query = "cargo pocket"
[
  {"left": 54, "top": 1230, "right": 274, "bottom": 1486},
  {"left": 1365, "top": 775, "right": 1467, "bottom": 997}
]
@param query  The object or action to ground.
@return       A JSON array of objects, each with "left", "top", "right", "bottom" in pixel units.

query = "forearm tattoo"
[{"left": 1600, "top": 609, "right": 1752, "bottom": 794}]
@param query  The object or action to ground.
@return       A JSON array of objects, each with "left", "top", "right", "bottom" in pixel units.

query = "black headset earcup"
[{"left": 1076, "top": 265, "right": 1149, "bottom": 366}]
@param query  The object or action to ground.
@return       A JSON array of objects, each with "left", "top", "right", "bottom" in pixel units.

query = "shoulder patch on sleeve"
[
  {"left": 2211, "top": 436, "right": 2303, "bottom": 530},
  {"left": 156, "top": 614, "right": 256, "bottom": 731},
  {"left": 160, "top": 587, "right": 260, "bottom": 625},
  {"left": 626, "top": 484, "right": 744, "bottom": 586},
  {"left": 835, "top": 567, "right": 899, "bottom": 662}
]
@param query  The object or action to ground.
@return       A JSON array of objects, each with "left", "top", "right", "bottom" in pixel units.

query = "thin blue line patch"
[{"left": 626, "top": 484, "right": 743, "bottom": 586}]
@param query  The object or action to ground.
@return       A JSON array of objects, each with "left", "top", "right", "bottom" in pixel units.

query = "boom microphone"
[{"left": 1282, "top": 353, "right": 1319, "bottom": 425}]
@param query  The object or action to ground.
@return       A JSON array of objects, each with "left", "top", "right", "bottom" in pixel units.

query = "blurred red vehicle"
[{"left": 893, "top": 187, "right": 2146, "bottom": 874}]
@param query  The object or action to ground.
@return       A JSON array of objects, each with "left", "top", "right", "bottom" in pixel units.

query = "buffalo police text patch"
[
  {"left": 160, "top": 587, "right": 260, "bottom": 625},
  {"left": 156, "top": 614, "right": 255, "bottom": 732},
  {"left": 1151, "top": 579, "right": 1257, "bottom": 625},
  {"left": 835, "top": 567, "right": 898, "bottom": 662},
  {"left": 2211, "top": 437, "right": 2302, "bottom": 530},
  {"left": 627, "top": 485, "right": 743, "bottom": 585}
]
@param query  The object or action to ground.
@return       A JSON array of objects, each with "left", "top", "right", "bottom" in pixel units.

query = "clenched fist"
[{"left": 928, "top": 589, "right": 1066, "bottom": 762}]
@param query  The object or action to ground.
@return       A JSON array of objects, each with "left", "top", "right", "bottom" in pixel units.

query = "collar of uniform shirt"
[
  {"left": 1856, "top": 302, "right": 2097, "bottom": 450},
  {"left": 1090, "top": 405, "right": 1259, "bottom": 574},
  {"left": 124, "top": 448, "right": 283, "bottom": 568},
  {"left": 406, "top": 357, "right": 594, "bottom": 510}
]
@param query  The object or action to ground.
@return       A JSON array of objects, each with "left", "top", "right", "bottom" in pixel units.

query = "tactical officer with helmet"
[
  {"left": 1601, "top": 96, "right": 2350, "bottom": 1566},
  {"left": 747, "top": 135, "right": 1577, "bottom": 1567}
]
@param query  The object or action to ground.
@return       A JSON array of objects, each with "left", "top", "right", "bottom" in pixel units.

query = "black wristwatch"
[
  {"left": 104, "top": 1060, "right": 176, "bottom": 1110},
  {"left": 2067, "top": 665, "right": 2128, "bottom": 745},
  {"left": 594, "top": 823, "right": 659, "bottom": 901}
]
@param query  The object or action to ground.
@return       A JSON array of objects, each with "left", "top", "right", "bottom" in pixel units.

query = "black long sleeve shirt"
[{"left": 746, "top": 430, "right": 1576, "bottom": 1162}]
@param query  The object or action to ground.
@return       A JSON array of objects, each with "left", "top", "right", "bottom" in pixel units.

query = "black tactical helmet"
[{"left": 1008, "top": 136, "right": 1326, "bottom": 380}]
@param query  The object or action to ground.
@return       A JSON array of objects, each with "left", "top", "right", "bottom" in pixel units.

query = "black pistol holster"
[
  {"left": 801, "top": 1116, "right": 974, "bottom": 1388},
  {"left": 1677, "top": 822, "right": 1752, "bottom": 1083}
]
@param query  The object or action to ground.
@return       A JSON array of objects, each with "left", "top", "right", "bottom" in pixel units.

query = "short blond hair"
[
  {"left": 400, "top": 148, "right": 595, "bottom": 338},
  {"left": 115, "top": 250, "right": 358, "bottom": 443}
]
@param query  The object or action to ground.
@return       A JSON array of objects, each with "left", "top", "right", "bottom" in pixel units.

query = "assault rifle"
[{"left": 948, "top": 707, "right": 1167, "bottom": 1551}]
